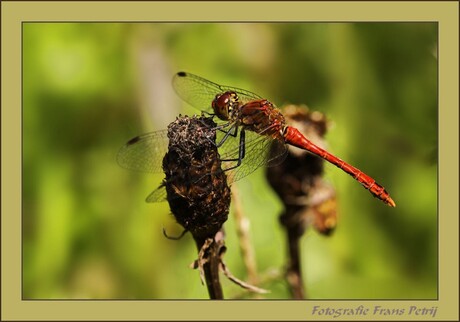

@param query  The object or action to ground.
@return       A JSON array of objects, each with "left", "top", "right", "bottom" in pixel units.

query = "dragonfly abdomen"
[{"left": 283, "top": 126, "right": 395, "bottom": 207}]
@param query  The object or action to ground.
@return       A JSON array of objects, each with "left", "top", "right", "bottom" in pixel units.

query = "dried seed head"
[
  {"left": 162, "top": 115, "right": 231, "bottom": 240},
  {"left": 266, "top": 105, "right": 337, "bottom": 236}
]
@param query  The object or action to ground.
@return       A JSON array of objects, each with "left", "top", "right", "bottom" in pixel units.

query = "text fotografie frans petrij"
[{"left": 311, "top": 305, "right": 438, "bottom": 319}]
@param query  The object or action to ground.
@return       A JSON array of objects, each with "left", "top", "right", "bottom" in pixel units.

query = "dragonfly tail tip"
[{"left": 387, "top": 197, "right": 396, "bottom": 207}]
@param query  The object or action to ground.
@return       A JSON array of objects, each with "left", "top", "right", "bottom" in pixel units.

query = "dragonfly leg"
[
  {"left": 221, "top": 129, "right": 246, "bottom": 171},
  {"left": 197, "top": 116, "right": 232, "bottom": 133},
  {"left": 190, "top": 128, "right": 244, "bottom": 185},
  {"left": 215, "top": 123, "right": 239, "bottom": 148},
  {"left": 196, "top": 119, "right": 233, "bottom": 149}
]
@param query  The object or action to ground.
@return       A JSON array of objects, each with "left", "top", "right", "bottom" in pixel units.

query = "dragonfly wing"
[
  {"left": 217, "top": 129, "right": 288, "bottom": 183},
  {"left": 173, "top": 72, "right": 264, "bottom": 111},
  {"left": 146, "top": 184, "right": 167, "bottom": 203},
  {"left": 117, "top": 130, "right": 169, "bottom": 173}
]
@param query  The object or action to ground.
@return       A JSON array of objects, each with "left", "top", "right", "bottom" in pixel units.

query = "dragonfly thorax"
[{"left": 212, "top": 91, "right": 239, "bottom": 121}]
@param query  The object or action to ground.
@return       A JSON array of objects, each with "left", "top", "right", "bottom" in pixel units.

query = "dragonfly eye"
[
  {"left": 213, "top": 92, "right": 229, "bottom": 109},
  {"left": 212, "top": 91, "right": 237, "bottom": 120}
]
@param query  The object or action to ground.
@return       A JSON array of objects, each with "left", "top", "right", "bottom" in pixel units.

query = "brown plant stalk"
[{"left": 266, "top": 105, "right": 337, "bottom": 299}]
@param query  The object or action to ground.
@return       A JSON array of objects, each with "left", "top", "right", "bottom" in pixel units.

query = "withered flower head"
[
  {"left": 162, "top": 115, "right": 231, "bottom": 240},
  {"left": 266, "top": 105, "right": 337, "bottom": 236}
]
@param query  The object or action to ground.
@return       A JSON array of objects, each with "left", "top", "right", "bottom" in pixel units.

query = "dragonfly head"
[{"left": 212, "top": 91, "right": 238, "bottom": 121}]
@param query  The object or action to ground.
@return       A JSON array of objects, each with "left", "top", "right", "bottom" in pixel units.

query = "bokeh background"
[{"left": 23, "top": 23, "right": 437, "bottom": 299}]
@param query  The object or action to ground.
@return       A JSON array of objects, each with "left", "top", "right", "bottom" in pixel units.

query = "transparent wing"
[
  {"left": 217, "top": 129, "right": 288, "bottom": 184},
  {"left": 146, "top": 184, "right": 167, "bottom": 203},
  {"left": 117, "top": 130, "right": 169, "bottom": 173},
  {"left": 144, "top": 129, "right": 283, "bottom": 203},
  {"left": 172, "top": 72, "right": 264, "bottom": 112},
  {"left": 117, "top": 124, "right": 288, "bottom": 203}
]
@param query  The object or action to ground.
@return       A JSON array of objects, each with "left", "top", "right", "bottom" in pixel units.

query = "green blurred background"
[{"left": 23, "top": 23, "right": 437, "bottom": 299}]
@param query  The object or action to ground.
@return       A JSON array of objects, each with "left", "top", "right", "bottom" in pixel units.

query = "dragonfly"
[{"left": 118, "top": 72, "right": 396, "bottom": 207}]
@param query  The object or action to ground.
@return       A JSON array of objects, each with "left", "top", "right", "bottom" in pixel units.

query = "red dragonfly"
[{"left": 118, "top": 72, "right": 395, "bottom": 207}]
